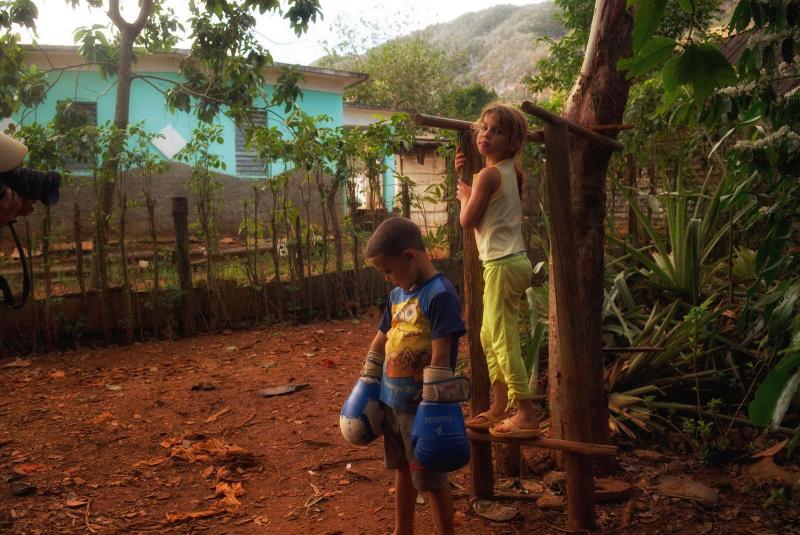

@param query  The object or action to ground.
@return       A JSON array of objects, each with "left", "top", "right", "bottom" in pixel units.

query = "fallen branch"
[
  {"left": 236, "top": 410, "right": 257, "bottom": 429},
  {"left": 84, "top": 499, "right": 97, "bottom": 533}
]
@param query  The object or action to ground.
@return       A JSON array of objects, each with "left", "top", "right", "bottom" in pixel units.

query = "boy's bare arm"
[
  {"left": 369, "top": 330, "right": 387, "bottom": 355},
  {"left": 430, "top": 337, "right": 452, "bottom": 368}
]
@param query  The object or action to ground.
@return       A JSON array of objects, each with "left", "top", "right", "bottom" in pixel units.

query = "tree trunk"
[
  {"left": 328, "top": 181, "right": 347, "bottom": 318},
  {"left": 294, "top": 213, "right": 308, "bottom": 321},
  {"left": 400, "top": 157, "right": 411, "bottom": 218},
  {"left": 22, "top": 219, "right": 37, "bottom": 353},
  {"left": 73, "top": 203, "right": 86, "bottom": 303},
  {"left": 269, "top": 194, "right": 283, "bottom": 323},
  {"left": 316, "top": 173, "right": 331, "bottom": 321},
  {"left": 445, "top": 153, "right": 462, "bottom": 258},
  {"left": 118, "top": 190, "right": 134, "bottom": 344},
  {"left": 146, "top": 195, "right": 159, "bottom": 338},
  {"left": 41, "top": 206, "right": 52, "bottom": 351},
  {"left": 625, "top": 154, "right": 638, "bottom": 247},
  {"left": 548, "top": 0, "right": 633, "bottom": 469},
  {"left": 95, "top": 0, "right": 153, "bottom": 343}
]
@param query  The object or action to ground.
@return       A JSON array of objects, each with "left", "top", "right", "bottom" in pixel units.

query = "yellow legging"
[{"left": 480, "top": 253, "right": 532, "bottom": 402}]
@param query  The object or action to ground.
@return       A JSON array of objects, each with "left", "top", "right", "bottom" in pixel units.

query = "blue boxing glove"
[
  {"left": 340, "top": 351, "right": 386, "bottom": 446},
  {"left": 411, "top": 366, "right": 471, "bottom": 472}
]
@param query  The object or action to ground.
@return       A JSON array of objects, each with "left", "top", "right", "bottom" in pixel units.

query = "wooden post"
[
  {"left": 457, "top": 129, "right": 494, "bottom": 500},
  {"left": 543, "top": 120, "right": 596, "bottom": 530},
  {"left": 625, "top": 154, "right": 638, "bottom": 247},
  {"left": 172, "top": 197, "right": 196, "bottom": 337},
  {"left": 399, "top": 155, "right": 411, "bottom": 218}
]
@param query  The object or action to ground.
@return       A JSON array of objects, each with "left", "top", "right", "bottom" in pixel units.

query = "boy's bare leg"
[
  {"left": 427, "top": 487, "right": 455, "bottom": 535},
  {"left": 393, "top": 466, "right": 417, "bottom": 535}
]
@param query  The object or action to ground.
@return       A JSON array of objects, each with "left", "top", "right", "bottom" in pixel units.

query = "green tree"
[
  {"left": 527, "top": 0, "right": 723, "bottom": 96},
  {"left": 319, "top": 32, "right": 466, "bottom": 114},
  {"left": 441, "top": 83, "right": 498, "bottom": 121},
  {"left": 615, "top": 0, "right": 800, "bottom": 435},
  {"left": 2, "top": 0, "right": 322, "bottom": 340},
  {"left": 0, "top": 0, "right": 47, "bottom": 117}
]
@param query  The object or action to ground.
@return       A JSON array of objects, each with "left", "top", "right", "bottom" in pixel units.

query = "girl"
[{"left": 455, "top": 102, "right": 538, "bottom": 438}]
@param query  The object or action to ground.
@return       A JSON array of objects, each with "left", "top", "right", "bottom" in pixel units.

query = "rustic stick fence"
[{"left": 0, "top": 193, "right": 464, "bottom": 355}]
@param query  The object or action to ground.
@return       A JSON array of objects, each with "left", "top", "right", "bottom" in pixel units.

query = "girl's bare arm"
[{"left": 457, "top": 166, "right": 499, "bottom": 229}]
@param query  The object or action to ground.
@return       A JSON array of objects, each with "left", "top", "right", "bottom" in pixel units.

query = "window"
[
  {"left": 58, "top": 101, "right": 97, "bottom": 171},
  {"left": 235, "top": 112, "right": 267, "bottom": 176}
]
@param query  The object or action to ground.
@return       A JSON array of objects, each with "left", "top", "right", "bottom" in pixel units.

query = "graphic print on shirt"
[{"left": 383, "top": 298, "right": 432, "bottom": 409}]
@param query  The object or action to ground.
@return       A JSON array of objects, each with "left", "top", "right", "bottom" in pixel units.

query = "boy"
[{"left": 365, "top": 216, "right": 465, "bottom": 535}]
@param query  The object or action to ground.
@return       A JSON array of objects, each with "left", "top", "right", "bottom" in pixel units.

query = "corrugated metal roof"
[{"left": 721, "top": 31, "right": 799, "bottom": 96}]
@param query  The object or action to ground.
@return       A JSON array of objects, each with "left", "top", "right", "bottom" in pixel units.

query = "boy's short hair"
[{"left": 366, "top": 217, "right": 426, "bottom": 258}]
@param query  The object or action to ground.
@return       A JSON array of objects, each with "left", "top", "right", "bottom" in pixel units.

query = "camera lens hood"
[{"left": 0, "top": 132, "right": 28, "bottom": 172}]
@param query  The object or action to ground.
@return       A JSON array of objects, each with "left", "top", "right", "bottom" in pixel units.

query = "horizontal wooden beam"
[
  {"left": 467, "top": 430, "right": 618, "bottom": 457},
  {"left": 520, "top": 101, "right": 625, "bottom": 151},
  {"left": 414, "top": 113, "right": 544, "bottom": 142},
  {"left": 414, "top": 113, "right": 632, "bottom": 146}
]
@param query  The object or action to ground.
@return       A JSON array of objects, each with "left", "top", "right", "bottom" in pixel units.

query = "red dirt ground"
[{"left": 1, "top": 315, "right": 798, "bottom": 534}]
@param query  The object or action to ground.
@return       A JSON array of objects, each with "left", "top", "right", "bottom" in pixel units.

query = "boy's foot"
[
  {"left": 488, "top": 416, "right": 540, "bottom": 438},
  {"left": 465, "top": 411, "right": 506, "bottom": 430}
]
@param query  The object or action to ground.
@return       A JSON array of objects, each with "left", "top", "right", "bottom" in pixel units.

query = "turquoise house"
[
  {"left": 4, "top": 45, "right": 404, "bottom": 236},
  {"left": 11, "top": 45, "right": 366, "bottom": 178}
]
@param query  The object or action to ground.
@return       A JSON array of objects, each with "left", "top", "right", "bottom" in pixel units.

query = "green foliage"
[
  {"left": 73, "top": 25, "right": 118, "bottom": 79},
  {"left": 319, "top": 34, "right": 465, "bottom": 114},
  {"left": 529, "top": 0, "right": 722, "bottom": 97},
  {"left": 440, "top": 83, "right": 498, "bottom": 122},
  {"left": 611, "top": 162, "right": 753, "bottom": 302},
  {"left": 0, "top": 1, "right": 47, "bottom": 117},
  {"left": 619, "top": 36, "right": 677, "bottom": 77},
  {"left": 175, "top": 123, "right": 226, "bottom": 246},
  {"left": 632, "top": 0, "right": 669, "bottom": 54},
  {"left": 748, "top": 297, "right": 800, "bottom": 429}
]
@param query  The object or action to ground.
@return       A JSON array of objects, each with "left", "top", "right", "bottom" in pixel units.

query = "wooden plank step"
[{"left": 466, "top": 430, "right": 617, "bottom": 457}]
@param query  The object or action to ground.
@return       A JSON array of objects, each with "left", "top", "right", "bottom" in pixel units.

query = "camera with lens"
[
  {"left": 0, "top": 166, "right": 62, "bottom": 206},
  {"left": 0, "top": 131, "right": 62, "bottom": 308}
]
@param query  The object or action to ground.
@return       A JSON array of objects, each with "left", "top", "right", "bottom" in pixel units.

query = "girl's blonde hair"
[{"left": 472, "top": 102, "right": 528, "bottom": 195}]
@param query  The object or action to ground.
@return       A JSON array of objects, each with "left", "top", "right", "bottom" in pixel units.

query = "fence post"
[{"left": 172, "top": 197, "right": 196, "bottom": 337}]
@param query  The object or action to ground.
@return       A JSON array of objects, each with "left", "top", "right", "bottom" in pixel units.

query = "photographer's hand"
[{"left": 0, "top": 188, "right": 31, "bottom": 226}]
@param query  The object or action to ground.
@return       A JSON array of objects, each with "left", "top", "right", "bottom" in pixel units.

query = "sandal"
[
  {"left": 466, "top": 411, "right": 504, "bottom": 430},
  {"left": 488, "top": 418, "right": 540, "bottom": 439}
]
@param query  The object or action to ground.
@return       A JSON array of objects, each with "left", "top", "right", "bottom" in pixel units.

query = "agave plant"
[{"left": 610, "top": 161, "right": 755, "bottom": 304}]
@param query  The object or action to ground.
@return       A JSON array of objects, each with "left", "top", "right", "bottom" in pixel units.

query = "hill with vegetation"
[
  {"left": 315, "top": 2, "right": 565, "bottom": 105},
  {"left": 414, "top": 2, "right": 565, "bottom": 99}
]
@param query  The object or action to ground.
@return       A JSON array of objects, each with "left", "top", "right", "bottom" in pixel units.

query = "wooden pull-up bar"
[
  {"left": 520, "top": 100, "right": 628, "bottom": 529},
  {"left": 520, "top": 101, "right": 625, "bottom": 151},
  {"left": 414, "top": 103, "right": 625, "bottom": 531},
  {"left": 414, "top": 112, "right": 631, "bottom": 146}
]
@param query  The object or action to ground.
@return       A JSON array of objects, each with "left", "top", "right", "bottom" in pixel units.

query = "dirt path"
[{"left": 1, "top": 317, "right": 798, "bottom": 534}]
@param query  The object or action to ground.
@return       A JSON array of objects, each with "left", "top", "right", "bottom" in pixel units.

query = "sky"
[{"left": 20, "top": 0, "right": 545, "bottom": 65}]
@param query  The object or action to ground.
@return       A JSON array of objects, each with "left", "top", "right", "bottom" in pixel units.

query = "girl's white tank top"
[{"left": 474, "top": 158, "right": 525, "bottom": 262}]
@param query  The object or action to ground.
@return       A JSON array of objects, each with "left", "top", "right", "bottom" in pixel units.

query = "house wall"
[
  {"left": 5, "top": 62, "right": 352, "bottom": 244},
  {"left": 396, "top": 147, "right": 449, "bottom": 235},
  {"left": 12, "top": 71, "right": 346, "bottom": 178},
  {"left": 33, "top": 162, "right": 344, "bottom": 245}
]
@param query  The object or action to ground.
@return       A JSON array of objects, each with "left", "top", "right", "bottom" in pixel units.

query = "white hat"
[{"left": 0, "top": 131, "right": 28, "bottom": 172}]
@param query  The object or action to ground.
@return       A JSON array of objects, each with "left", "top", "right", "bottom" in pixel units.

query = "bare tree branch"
[{"left": 106, "top": 0, "right": 153, "bottom": 34}]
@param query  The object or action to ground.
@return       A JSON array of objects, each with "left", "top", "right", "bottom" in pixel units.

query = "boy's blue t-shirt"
[{"left": 378, "top": 272, "right": 466, "bottom": 412}]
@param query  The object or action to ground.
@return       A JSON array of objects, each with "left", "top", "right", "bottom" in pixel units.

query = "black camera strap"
[{"left": 0, "top": 222, "right": 31, "bottom": 309}]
